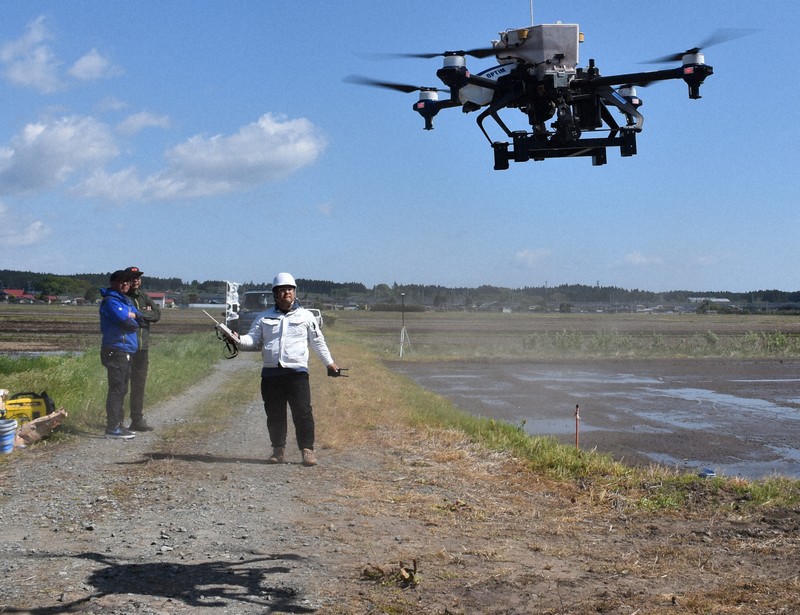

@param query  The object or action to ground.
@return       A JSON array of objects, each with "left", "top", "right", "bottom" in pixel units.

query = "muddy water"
[{"left": 388, "top": 358, "right": 800, "bottom": 480}]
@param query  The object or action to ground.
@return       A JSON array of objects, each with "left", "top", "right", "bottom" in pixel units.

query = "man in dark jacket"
[
  {"left": 125, "top": 266, "right": 161, "bottom": 432},
  {"left": 99, "top": 270, "right": 140, "bottom": 439}
]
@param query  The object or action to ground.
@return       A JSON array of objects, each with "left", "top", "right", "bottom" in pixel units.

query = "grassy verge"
[
  {"left": 0, "top": 333, "right": 222, "bottom": 433},
  {"left": 318, "top": 325, "right": 800, "bottom": 511}
]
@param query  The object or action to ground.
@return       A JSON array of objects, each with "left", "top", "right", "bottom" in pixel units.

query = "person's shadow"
[{"left": 8, "top": 551, "right": 317, "bottom": 613}]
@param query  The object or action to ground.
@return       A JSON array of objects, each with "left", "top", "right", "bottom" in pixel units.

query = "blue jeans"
[{"left": 260, "top": 368, "right": 314, "bottom": 450}]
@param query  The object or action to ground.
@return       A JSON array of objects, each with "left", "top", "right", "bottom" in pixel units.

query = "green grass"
[{"left": 1, "top": 333, "right": 222, "bottom": 432}]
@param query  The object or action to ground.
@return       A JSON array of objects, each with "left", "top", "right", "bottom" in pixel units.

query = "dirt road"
[{"left": 1, "top": 358, "right": 799, "bottom": 614}]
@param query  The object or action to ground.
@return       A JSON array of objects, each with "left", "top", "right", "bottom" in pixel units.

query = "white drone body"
[{"left": 459, "top": 23, "right": 582, "bottom": 107}]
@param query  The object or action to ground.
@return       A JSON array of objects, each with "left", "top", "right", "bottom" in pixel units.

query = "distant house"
[
  {"left": 688, "top": 297, "right": 731, "bottom": 305},
  {"left": 2, "top": 289, "right": 35, "bottom": 303},
  {"left": 147, "top": 292, "right": 175, "bottom": 308}
]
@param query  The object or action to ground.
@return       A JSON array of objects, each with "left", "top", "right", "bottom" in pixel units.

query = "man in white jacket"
[{"left": 231, "top": 272, "right": 340, "bottom": 466}]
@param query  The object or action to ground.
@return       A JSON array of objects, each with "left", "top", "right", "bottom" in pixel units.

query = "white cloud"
[
  {"left": 77, "top": 113, "right": 327, "bottom": 202},
  {"left": 0, "top": 115, "right": 118, "bottom": 194},
  {"left": 317, "top": 201, "right": 334, "bottom": 216},
  {"left": 695, "top": 253, "right": 726, "bottom": 266},
  {"left": 78, "top": 167, "right": 147, "bottom": 202},
  {"left": 0, "top": 202, "right": 51, "bottom": 246},
  {"left": 96, "top": 97, "right": 128, "bottom": 113},
  {"left": 624, "top": 251, "right": 663, "bottom": 266},
  {"left": 1, "top": 18, "right": 121, "bottom": 92},
  {"left": 0, "top": 16, "right": 61, "bottom": 92},
  {"left": 514, "top": 247, "right": 551, "bottom": 268},
  {"left": 68, "top": 48, "right": 122, "bottom": 81},
  {"left": 116, "top": 111, "right": 171, "bottom": 136}
]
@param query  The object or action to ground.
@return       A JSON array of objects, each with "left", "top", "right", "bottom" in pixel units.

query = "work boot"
[
  {"left": 129, "top": 419, "right": 154, "bottom": 432},
  {"left": 302, "top": 448, "right": 317, "bottom": 467},
  {"left": 268, "top": 447, "right": 285, "bottom": 464}
]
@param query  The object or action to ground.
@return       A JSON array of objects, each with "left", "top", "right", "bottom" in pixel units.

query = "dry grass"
[
  {"left": 302, "top": 325, "right": 800, "bottom": 614},
  {"left": 331, "top": 310, "right": 800, "bottom": 359}
]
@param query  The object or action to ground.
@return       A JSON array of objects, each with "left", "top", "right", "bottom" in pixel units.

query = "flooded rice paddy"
[{"left": 389, "top": 358, "right": 800, "bottom": 479}]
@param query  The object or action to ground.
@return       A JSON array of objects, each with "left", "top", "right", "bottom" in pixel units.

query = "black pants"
[
  {"left": 101, "top": 348, "right": 131, "bottom": 430},
  {"left": 129, "top": 349, "right": 149, "bottom": 422},
  {"left": 260, "top": 368, "right": 314, "bottom": 450}
]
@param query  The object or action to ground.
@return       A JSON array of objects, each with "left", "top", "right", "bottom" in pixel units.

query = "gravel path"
[{"left": 0, "top": 359, "right": 357, "bottom": 614}]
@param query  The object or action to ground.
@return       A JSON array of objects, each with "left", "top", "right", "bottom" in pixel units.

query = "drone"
[{"left": 347, "top": 24, "right": 748, "bottom": 170}]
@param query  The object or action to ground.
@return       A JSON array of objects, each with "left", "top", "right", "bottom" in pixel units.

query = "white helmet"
[{"left": 272, "top": 272, "right": 296, "bottom": 288}]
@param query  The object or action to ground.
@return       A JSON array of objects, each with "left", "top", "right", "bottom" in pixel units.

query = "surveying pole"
[{"left": 399, "top": 292, "right": 412, "bottom": 357}]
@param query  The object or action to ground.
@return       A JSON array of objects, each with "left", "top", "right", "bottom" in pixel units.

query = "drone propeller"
[
  {"left": 643, "top": 28, "right": 756, "bottom": 63},
  {"left": 344, "top": 75, "right": 449, "bottom": 95},
  {"left": 365, "top": 46, "right": 499, "bottom": 61}
]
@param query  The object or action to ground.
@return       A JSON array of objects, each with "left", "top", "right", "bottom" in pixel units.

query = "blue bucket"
[{"left": 0, "top": 418, "right": 17, "bottom": 454}]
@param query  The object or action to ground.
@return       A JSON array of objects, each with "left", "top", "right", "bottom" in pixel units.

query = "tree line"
[{"left": 1, "top": 269, "right": 798, "bottom": 308}]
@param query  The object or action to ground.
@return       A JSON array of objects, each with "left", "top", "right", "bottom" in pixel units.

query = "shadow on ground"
[
  {"left": 6, "top": 551, "right": 316, "bottom": 614},
  {"left": 120, "top": 452, "right": 268, "bottom": 465}
]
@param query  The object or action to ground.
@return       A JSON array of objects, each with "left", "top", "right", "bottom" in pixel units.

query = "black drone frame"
[
  {"left": 346, "top": 29, "right": 753, "bottom": 170},
  {"left": 414, "top": 56, "right": 712, "bottom": 170}
]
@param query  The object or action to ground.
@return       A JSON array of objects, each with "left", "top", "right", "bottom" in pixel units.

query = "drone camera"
[
  {"left": 512, "top": 131, "right": 530, "bottom": 163},
  {"left": 492, "top": 142, "right": 510, "bottom": 170},
  {"left": 591, "top": 149, "right": 607, "bottom": 166}
]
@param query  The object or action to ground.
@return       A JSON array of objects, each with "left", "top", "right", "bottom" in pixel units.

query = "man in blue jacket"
[{"left": 99, "top": 270, "right": 141, "bottom": 439}]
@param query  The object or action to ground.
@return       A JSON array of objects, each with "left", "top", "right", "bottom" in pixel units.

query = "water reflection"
[{"left": 389, "top": 360, "right": 800, "bottom": 480}]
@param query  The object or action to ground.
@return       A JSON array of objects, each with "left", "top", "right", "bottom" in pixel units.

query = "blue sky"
[{"left": 0, "top": 1, "right": 796, "bottom": 292}]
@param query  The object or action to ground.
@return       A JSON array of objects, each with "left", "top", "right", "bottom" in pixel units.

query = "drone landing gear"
[{"left": 492, "top": 129, "right": 637, "bottom": 170}]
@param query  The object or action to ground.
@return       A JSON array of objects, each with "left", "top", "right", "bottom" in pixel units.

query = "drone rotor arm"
[
  {"left": 463, "top": 73, "right": 501, "bottom": 90},
  {"left": 592, "top": 62, "right": 713, "bottom": 100},
  {"left": 591, "top": 68, "right": 682, "bottom": 89}
]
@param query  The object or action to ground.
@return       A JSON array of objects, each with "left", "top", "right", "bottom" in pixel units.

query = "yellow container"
[{"left": 3, "top": 392, "right": 54, "bottom": 424}]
